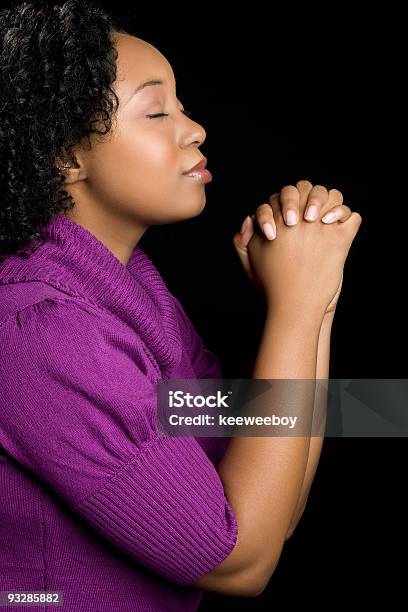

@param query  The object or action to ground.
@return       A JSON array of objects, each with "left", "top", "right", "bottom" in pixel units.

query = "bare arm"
[
  {"left": 190, "top": 305, "right": 324, "bottom": 597},
  {"left": 285, "top": 311, "right": 334, "bottom": 539}
]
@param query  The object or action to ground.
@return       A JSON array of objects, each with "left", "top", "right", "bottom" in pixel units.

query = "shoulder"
[
  {"left": 0, "top": 287, "right": 160, "bottom": 384},
  {"left": 0, "top": 279, "right": 106, "bottom": 327},
  {"left": 0, "top": 294, "right": 109, "bottom": 367},
  {"left": 0, "top": 286, "right": 119, "bottom": 366}
]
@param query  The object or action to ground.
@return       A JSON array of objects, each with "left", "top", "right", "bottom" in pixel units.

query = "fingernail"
[
  {"left": 240, "top": 215, "right": 250, "bottom": 234},
  {"left": 286, "top": 210, "right": 298, "bottom": 225},
  {"left": 305, "top": 205, "right": 318, "bottom": 220},
  {"left": 321, "top": 212, "right": 337, "bottom": 223},
  {"left": 263, "top": 223, "right": 276, "bottom": 240}
]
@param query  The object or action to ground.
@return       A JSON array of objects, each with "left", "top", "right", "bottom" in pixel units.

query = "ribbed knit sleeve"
[{"left": 0, "top": 298, "right": 238, "bottom": 586}]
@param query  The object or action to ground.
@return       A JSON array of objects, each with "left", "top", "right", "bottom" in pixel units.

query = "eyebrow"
[{"left": 125, "top": 79, "right": 165, "bottom": 105}]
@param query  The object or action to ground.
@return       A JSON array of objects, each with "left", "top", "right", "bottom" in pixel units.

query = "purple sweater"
[{"left": 0, "top": 214, "right": 238, "bottom": 612}]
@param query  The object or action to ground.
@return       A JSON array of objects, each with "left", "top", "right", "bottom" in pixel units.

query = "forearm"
[
  {"left": 285, "top": 312, "right": 334, "bottom": 538},
  {"left": 191, "top": 306, "right": 324, "bottom": 595}
]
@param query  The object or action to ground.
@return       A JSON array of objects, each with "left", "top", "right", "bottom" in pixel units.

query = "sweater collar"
[{"left": 0, "top": 214, "right": 182, "bottom": 374}]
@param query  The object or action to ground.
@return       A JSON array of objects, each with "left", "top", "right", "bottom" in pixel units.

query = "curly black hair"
[{"left": 0, "top": 0, "right": 129, "bottom": 263}]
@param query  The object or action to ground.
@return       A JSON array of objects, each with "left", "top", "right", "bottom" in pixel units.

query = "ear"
[{"left": 55, "top": 149, "right": 87, "bottom": 184}]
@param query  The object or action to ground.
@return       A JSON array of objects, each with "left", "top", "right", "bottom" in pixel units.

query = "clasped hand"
[{"left": 233, "top": 179, "right": 355, "bottom": 314}]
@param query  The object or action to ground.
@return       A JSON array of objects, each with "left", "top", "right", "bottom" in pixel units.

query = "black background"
[
  {"left": 3, "top": 0, "right": 405, "bottom": 607},
  {"left": 101, "top": 4, "right": 406, "bottom": 608}
]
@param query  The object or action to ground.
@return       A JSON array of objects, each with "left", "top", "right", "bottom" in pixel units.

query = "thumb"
[{"left": 232, "top": 215, "right": 255, "bottom": 283}]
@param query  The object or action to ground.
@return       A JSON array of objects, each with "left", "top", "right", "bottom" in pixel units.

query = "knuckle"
[
  {"left": 256, "top": 204, "right": 273, "bottom": 221},
  {"left": 280, "top": 184, "right": 298, "bottom": 198},
  {"left": 328, "top": 189, "right": 344, "bottom": 207},
  {"left": 296, "top": 179, "right": 313, "bottom": 189},
  {"left": 329, "top": 188, "right": 343, "bottom": 199}
]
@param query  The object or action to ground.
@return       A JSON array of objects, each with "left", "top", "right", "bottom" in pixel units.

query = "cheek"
[
  {"left": 89, "top": 133, "right": 179, "bottom": 193},
  {"left": 85, "top": 133, "right": 191, "bottom": 218}
]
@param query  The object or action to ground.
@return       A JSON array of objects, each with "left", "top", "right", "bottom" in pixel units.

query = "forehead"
[{"left": 113, "top": 33, "right": 176, "bottom": 99}]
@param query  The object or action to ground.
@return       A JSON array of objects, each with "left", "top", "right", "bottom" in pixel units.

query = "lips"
[{"left": 182, "top": 157, "right": 207, "bottom": 175}]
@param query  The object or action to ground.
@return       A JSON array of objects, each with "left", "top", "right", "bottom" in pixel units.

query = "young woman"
[{"left": 0, "top": 2, "right": 362, "bottom": 611}]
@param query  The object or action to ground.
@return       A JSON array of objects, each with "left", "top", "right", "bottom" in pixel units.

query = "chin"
[
  {"left": 190, "top": 194, "right": 207, "bottom": 216},
  {"left": 176, "top": 192, "right": 206, "bottom": 221}
]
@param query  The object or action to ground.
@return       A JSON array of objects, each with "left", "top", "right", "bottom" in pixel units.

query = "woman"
[{"left": 0, "top": 2, "right": 362, "bottom": 611}]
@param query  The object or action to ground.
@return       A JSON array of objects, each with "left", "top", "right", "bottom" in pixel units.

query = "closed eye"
[{"left": 146, "top": 109, "right": 193, "bottom": 119}]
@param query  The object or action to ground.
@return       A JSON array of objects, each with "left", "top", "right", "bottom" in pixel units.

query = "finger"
[
  {"left": 321, "top": 204, "right": 353, "bottom": 224},
  {"left": 295, "top": 179, "right": 314, "bottom": 193},
  {"left": 295, "top": 179, "right": 314, "bottom": 217},
  {"left": 232, "top": 227, "right": 255, "bottom": 284},
  {"left": 238, "top": 214, "right": 255, "bottom": 247},
  {"left": 336, "top": 212, "right": 363, "bottom": 251},
  {"left": 250, "top": 212, "right": 267, "bottom": 237},
  {"left": 304, "top": 184, "right": 329, "bottom": 221},
  {"left": 268, "top": 192, "right": 282, "bottom": 219},
  {"left": 254, "top": 203, "right": 276, "bottom": 240},
  {"left": 278, "top": 185, "right": 300, "bottom": 226},
  {"left": 320, "top": 188, "right": 344, "bottom": 218},
  {"left": 337, "top": 211, "right": 363, "bottom": 233}
]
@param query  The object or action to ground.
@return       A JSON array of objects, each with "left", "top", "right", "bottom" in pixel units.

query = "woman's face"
[{"left": 64, "top": 32, "right": 209, "bottom": 230}]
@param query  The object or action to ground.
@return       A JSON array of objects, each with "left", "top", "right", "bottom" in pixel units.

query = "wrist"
[{"left": 266, "top": 302, "right": 325, "bottom": 334}]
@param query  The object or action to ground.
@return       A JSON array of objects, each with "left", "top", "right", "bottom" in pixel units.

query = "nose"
[{"left": 185, "top": 116, "right": 206, "bottom": 147}]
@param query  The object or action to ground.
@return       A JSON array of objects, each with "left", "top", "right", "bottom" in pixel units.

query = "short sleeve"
[
  {"left": 172, "top": 295, "right": 224, "bottom": 379},
  {"left": 0, "top": 298, "right": 237, "bottom": 585}
]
